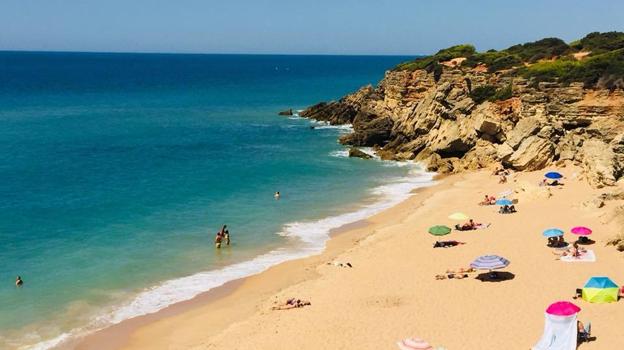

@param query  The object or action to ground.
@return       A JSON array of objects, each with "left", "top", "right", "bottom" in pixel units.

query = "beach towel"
[
  {"left": 560, "top": 250, "right": 596, "bottom": 263},
  {"left": 532, "top": 314, "right": 577, "bottom": 350}
]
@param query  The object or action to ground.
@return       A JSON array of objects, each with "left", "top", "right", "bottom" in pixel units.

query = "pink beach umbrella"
[
  {"left": 571, "top": 226, "right": 592, "bottom": 236},
  {"left": 397, "top": 337, "right": 433, "bottom": 350},
  {"left": 545, "top": 301, "right": 581, "bottom": 316}
]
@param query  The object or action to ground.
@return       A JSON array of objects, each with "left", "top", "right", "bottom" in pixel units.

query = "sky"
[{"left": 1, "top": 0, "right": 623, "bottom": 55}]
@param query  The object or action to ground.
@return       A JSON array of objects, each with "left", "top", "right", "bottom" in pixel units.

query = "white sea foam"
[{"left": 28, "top": 164, "right": 435, "bottom": 350}]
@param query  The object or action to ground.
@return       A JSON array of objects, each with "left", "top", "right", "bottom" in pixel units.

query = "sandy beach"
[{"left": 76, "top": 166, "right": 624, "bottom": 350}]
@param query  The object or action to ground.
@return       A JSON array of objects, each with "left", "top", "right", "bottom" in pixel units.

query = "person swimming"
[
  {"left": 274, "top": 191, "right": 281, "bottom": 200},
  {"left": 15, "top": 276, "right": 23, "bottom": 287}
]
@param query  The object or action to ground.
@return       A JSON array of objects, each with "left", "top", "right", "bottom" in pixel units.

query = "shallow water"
[{"left": 0, "top": 52, "right": 432, "bottom": 348}]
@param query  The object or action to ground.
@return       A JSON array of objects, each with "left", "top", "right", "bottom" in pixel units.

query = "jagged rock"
[
  {"left": 348, "top": 148, "right": 373, "bottom": 159},
  {"left": 496, "top": 143, "right": 514, "bottom": 162},
  {"left": 581, "top": 198, "right": 605, "bottom": 210},
  {"left": 580, "top": 140, "right": 622, "bottom": 188},
  {"left": 340, "top": 116, "right": 393, "bottom": 146},
  {"left": 508, "top": 136, "right": 555, "bottom": 170},
  {"left": 278, "top": 109, "right": 293, "bottom": 116},
  {"left": 423, "top": 152, "right": 454, "bottom": 174},
  {"left": 299, "top": 63, "right": 624, "bottom": 187},
  {"left": 506, "top": 116, "right": 541, "bottom": 149}
]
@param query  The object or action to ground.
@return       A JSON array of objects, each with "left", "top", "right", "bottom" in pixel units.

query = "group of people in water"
[
  {"left": 212, "top": 192, "right": 282, "bottom": 249},
  {"left": 214, "top": 225, "right": 230, "bottom": 248}
]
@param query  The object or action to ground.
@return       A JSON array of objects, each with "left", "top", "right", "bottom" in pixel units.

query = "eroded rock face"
[{"left": 300, "top": 66, "right": 624, "bottom": 187}]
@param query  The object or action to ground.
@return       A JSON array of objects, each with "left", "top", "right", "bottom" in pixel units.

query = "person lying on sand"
[
  {"left": 435, "top": 268, "right": 474, "bottom": 280},
  {"left": 553, "top": 242, "right": 586, "bottom": 259},
  {"left": 499, "top": 174, "right": 507, "bottom": 184},
  {"left": 272, "top": 298, "right": 311, "bottom": 310},
  {"left": 433, "top": 240, "right": 466, "bottom": 248},
  {"left": 327, "top": 261, "right": 352, "bottom": 268},
  {"left": 479, "top": 195, "right": 496, "bottom": 206}
]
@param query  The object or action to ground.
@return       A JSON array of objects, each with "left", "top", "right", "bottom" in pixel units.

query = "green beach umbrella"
[{"left": 428, "top": 225, "right": 451, "bottom": 236}]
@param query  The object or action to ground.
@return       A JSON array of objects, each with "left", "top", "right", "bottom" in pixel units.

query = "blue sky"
[{"left": 1, "top": 0, "right": 623, "bottom": 55}]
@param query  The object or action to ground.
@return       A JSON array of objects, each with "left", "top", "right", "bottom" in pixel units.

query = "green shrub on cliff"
[
  {"left": 577, "top": 32, "right": 624, "bottom": 54},
  {"left": 394, "top": 44, "right": 475, "bottom": 72},
  {"left": 520, "top": 48, "right": 624, "bottom": 88},
  {"left": 394, "top": 32, "right": 624, "bottom": 89},
  {"left": 469, "top": 84, "right": 512, "bottom": 104}
]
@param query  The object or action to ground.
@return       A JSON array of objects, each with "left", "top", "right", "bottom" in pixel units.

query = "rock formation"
[{"left": 300, "top": 66, "right": 624, "bottom": 187}]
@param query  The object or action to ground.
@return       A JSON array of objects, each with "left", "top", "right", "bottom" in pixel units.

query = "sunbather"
[
  {"left": 433, "top": 240, "right": 465, "bottom": 248},
  {"left": 479, "top": 195, "right": 496, "bottom": 206},
  {"left": 272, "top": 298, "right": 311, "bottom": 310},
  {"left": 499, "top": 174, "right": 507, "bottom": 184},
  {"left": 577, "top": 320, "right": 591, "bottom": 343},
  {"left": 553, "top": 242, "right": 586, "bottom": 259}
]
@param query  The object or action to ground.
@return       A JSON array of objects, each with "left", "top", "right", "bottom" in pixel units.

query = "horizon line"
[{"left": 0, "top": 49, "right": 423, "bottom": 57}]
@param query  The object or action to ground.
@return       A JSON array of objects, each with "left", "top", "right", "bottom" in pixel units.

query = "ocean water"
[{"left": 0, "top": 52, "right": 433, "bottom": 349}]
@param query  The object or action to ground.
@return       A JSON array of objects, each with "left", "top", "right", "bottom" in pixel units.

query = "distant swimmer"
[
  {"left": 274, "top": 191, "right": 281, "bottom": 200},
  {"left": 15, "top": 276, "right": 23, "bottom": 287}
]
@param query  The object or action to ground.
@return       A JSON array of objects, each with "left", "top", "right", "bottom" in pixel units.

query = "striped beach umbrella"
[
  {"left": 499, "top": 189, "right": 513, "bottom": 198},
  {"left": 428, "top": 225, "right": 451, "bottom": 236},
  {"left": 448, "top": 212, "right": 469, "bottom": 221},
  {"left": 571, "top": 226, "right": 592, "bottom": 236},
  {"left": 546, "top": 301, "right": 580, "bottom": 316},
  {"left": 470, "top": 255, "right": 510, "bottom": 270},
  {"left": 397, "top": 337, "right": 433, "bottom": 350},
  {"left": 543, "top": 228, "right": 564, "bottom": 237},
  {"left": 495, "top": 198, "right": 513, "bottom": 206},
  {"left": 582, "top": 277, "right": 619, "bottom": 303}
]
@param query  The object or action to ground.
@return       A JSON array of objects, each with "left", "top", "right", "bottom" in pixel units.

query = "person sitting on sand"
[
  {"left": 509, "top": 204, "right": 516, "bottom": 213},
  {"left": 433, "top": 240, "right": 466, "bottom": 248},
  {"left": 539, "top": 178, "right": 548, "bottom": 187},
  {"left": 15, "top": 276, "right": 23, "bottom": 287},
  {"left": 573, "top": 288, "right": 583, "bottom": 299},
  {"left": 272, "top": 298, "right": 311, "bottom": 310}
]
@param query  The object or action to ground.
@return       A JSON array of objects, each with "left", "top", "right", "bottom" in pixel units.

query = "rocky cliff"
[{"left": 301, "top": 66, "right": 624, "bottom": 188}]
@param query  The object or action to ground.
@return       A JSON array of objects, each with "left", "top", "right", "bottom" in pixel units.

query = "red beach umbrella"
[
  {"left": 545, "top": 301, "right": 581, "bottom": 316},
  {"left": 571, "top": 226, "right": 592, "bottom": 236}
]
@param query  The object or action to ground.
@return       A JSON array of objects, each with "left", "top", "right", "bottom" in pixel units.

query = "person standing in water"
[
  {"left": 274, "top": 191, "right": 281, "bottom": 200},
  {"left": 16, "top": 276, "right": 23, "bottom": 287}
]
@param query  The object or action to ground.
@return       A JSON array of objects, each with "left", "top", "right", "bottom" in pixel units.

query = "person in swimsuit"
[{"left": 15, "top": 276, "right": 23, "bottom": 287}]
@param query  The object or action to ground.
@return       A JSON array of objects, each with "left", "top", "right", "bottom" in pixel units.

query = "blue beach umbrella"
[
  {"left": 543, "top": 228, "right": 564, "bottom": 237},
  {"left": 470, "top": 255, "right": 510, "bottom": 270},
  {"left": 495, "top": 198, "right": 513, "bottom": 206},
  {"left": 544, "top": 172, "right": 563, "bottom": 179},
  {"left": 583, "top": 277, "right": 619, "bottom": 303}
]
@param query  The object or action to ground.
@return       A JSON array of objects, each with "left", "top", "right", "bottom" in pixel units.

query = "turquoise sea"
[{"left": 0, "top": 52, "right": 433, "bottom": 349}]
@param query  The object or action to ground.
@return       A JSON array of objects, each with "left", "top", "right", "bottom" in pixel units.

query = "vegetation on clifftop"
[{"left": 395, "top": 32, "right": 624, "bottom": 89}]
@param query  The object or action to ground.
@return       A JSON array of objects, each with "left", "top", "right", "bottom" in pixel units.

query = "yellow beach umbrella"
[
  {"left": 582, "top": 277, "right": 619, "bottom": 304},
  {"left": 448, "top": 212, "right": 469, "bottom": 221}
]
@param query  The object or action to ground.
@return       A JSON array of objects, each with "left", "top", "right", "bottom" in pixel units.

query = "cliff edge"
[{"left": 301, "top": 32, "right": 624, "bottom": 188}]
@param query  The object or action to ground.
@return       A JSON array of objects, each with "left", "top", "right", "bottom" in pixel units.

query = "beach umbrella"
[
  {"left": 448, "top": 212, "right": 469, "bottom": 221},
  {"left": 546, "top": 301, "right": 581, "bottom": 316},
  {"left": 428, "top": 225, "right": 451, "bottom": 236},
  {"left": 495, "top": 198, "right": 513, "bottom": 206},
  {"left": 543, "top": 228, "right": 564, "bottom": 238},
  {"left": 544, "top": 171, "right": 563, "bottom": 179},
  {"left": 397, "top": 337, "right": 433, "bottom": 350},
  {"left": 571, "top": 226, "right": 592, "bottom": 236},
  {"left": 582, "top": 277, "right": 619, "bottom": 303},
  {"left": 470, "top": 255, "right": 510, "bottom": 270},
  {"left": 499, "top": 189, "right": 513, "bottom": 197}
]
